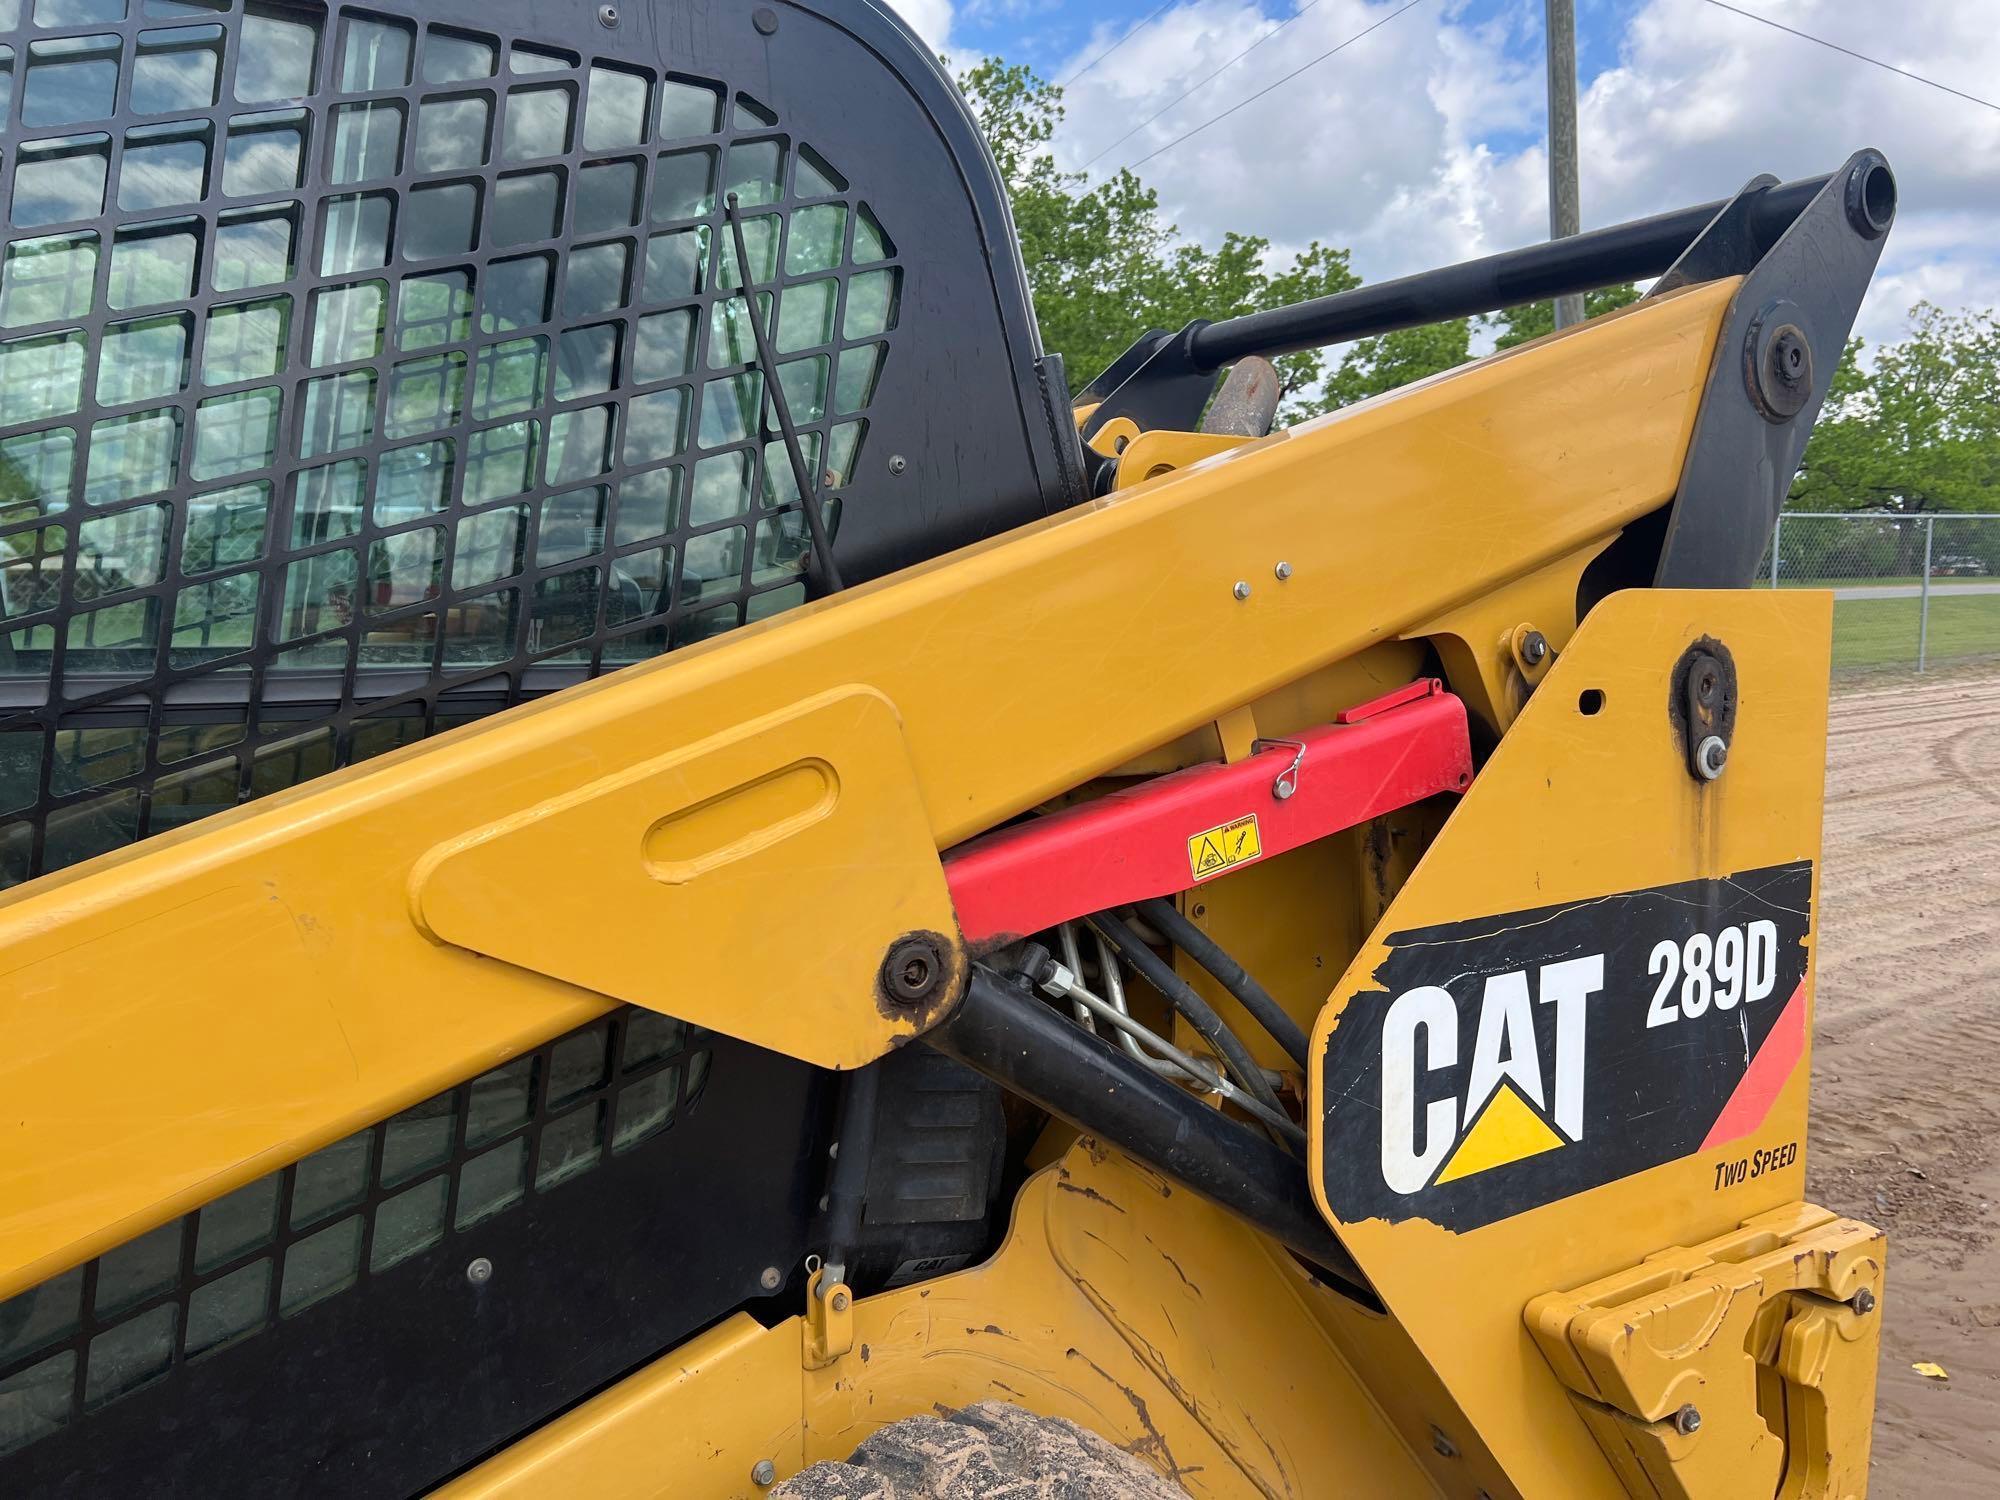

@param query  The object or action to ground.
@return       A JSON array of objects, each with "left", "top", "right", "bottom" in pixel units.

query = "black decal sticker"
[{"left": 1321, "top": 861, "right": 1812, "bottom": 1231}]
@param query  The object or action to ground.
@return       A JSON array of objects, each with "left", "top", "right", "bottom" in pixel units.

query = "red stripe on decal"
[{"left": 1700, "top": 978, "right": 1807, "bottom": 1151}]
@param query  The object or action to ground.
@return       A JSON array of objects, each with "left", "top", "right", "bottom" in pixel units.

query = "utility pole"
[{"left": 1545, "top": 0, "right": 1584, "bottom": 329}]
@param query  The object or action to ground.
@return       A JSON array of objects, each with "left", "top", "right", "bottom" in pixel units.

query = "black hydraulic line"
[
  {"left": 723, "top": 192, "right": 845, "bottom": 594},
  {"left": 930, "top": 967, "right": 1377, "bottom": 1303},
  {"left": 1135, "top": 898, "right": 1311, "bottom": 1071},
  {"left": 819, "top": 1062, "right": 881, "bottom": 1272},
  {"left": 1188, "top": 173, "right": 1830, "bottom": 368},
  {"left": 1089, "top": 913, "right": 1287, "bottom": 1120}
]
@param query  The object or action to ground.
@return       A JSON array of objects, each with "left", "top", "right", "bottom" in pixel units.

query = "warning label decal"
[
  {"left": 1187, "top": 815, "right": 1262, "bottom": 881},
  {"left": 1319, "top": 861, "right": 1813, "bottom": 1232}
]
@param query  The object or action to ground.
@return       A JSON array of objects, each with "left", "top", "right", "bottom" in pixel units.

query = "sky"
[{"left": 881, "top": 0, "right": 2000, "bottom": 351}]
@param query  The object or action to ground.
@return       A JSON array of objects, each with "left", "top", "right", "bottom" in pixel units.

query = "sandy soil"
[{"left": 1809, "top": 671, "right": 2000, "bottom": 1496}]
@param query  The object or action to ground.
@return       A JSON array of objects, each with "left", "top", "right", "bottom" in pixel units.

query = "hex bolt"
[
  {"left": 1273, "top": 560, "right": 1293, "bottom": 581},
  {"left": 596, "top": 4, "right": 618, "bottom": 25},
  {"left": 1232, "top": 581, "right": 1252, "bottom": 601},
  {"left": 759, "top": 1265, "right": 782, "bottom": 1292},
  {"left": 752, "top": 1459, "right": 778, "bottom": 1488},
  {"left": 1852, "top": 1287, "right": 1877, "bottom": 1316},
  {"left": 1674, "top": 1404, "right": 1702, "bottom": 1436},
  {"left": 831, "top": 1290, "right": 850, "bottom": 1313},
  {"left": 1694, "top": 734, "right": 1729, "bottom": 781},
  {"left": 1521, "top": 630, "right": 1550, "bottom": 666},
  {"left": 466, "top": 1256, "right": 494, "bottom": 1285},
  {"left": 888, "top": 454, "right": 907, "bottom": 476}
]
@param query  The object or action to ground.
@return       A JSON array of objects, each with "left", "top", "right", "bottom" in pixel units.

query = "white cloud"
[
  {"left": 1040, "top": 0, "right": 2000, "bottom": 348},
  {"left": 885, "top": 0, "right": 956, "bottom": 51}
]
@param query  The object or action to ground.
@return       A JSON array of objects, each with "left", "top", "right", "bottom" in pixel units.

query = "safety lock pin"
[{"left": 1251, "top": 738, "right": 1308, "bottom": 801}]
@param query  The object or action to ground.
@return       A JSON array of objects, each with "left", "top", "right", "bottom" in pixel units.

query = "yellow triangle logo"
[
  {"left": 1434, "top": 1081, "right": 1565, "bottom": 1185},
  {"left": 1193, "top": 837, "right": 1227, "bottom": 875}
]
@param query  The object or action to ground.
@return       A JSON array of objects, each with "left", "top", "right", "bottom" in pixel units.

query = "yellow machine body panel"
[
  {"left": 0, "top": 281, "right": 1733, "bottom": 1299},
  {"left": 439, "top": 1142, "right": 1448, "bottom": 1500},
  {"left": 1307, "top": 587, "right": 1883, "bottom": 1496}
]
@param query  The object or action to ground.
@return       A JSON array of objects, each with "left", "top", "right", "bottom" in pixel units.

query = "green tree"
[
  {"left": 1325, "top": 321, "right": 1472, "bottom": 408},
  {"left": 1790, "top": 303, "right": 2000, "bottom": 515},
  {"left": 958, "top": 60, "right": 1359, "bottom": 415}
]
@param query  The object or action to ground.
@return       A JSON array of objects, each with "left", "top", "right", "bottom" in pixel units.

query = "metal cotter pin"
[{"left": 1251, "top": 738, "right": 1307, "bottom": 800}]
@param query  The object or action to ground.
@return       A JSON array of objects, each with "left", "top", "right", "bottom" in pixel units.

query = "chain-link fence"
[{"left": 1757, "top": 512, "right": 2000, "bottom": 675}]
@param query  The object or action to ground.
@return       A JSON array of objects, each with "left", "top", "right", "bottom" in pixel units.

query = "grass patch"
[{"left": 1832, "top": 593, "right": 2000, "bottom": 672}]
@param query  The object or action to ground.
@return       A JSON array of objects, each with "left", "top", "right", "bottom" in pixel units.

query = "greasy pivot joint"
[
  {"left": 881, "top": 936, "right": 947, "bottom": 1006},
  {"left": 1672, "top": 639, "right": 1738, "bottom": 785},
  {"left": 1744, "top": 300, "right": 1813, "bottom": 424}
]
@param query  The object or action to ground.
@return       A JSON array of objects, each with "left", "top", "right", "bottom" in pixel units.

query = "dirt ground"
[{"left": 1808, "top": 671, "right": 2000, "bottom": 1495}]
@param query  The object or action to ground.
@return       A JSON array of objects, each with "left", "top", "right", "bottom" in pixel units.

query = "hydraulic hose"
[
  {"left": 1135, "top": 898, "right": 1311, "bottom": 1070},
  {"left": 930, "top": 967, "right": 1374, "bottom": 1302},
  {"left": 1089, "top": 913, "right": 1287, "bottom": 1120}
]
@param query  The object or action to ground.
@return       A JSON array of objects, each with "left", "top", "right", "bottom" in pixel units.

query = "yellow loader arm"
[{"left": 0, "top": 1, "right": 1895, "bottom": 1492}]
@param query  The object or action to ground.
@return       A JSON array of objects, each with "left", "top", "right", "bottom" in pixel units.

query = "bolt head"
[
  {"left": 1748, "top": 313, "right": 1812, "bottom": 422},
  {"left": 596, "top": 3, "right": 618, "bottom": 25},
  {"left": 466, "top": 1256, "right": 494, "bottom": 1285},
  {"left": 1694, "top": 734, "right": 1729, "bottom": 781},
  {"left": 1674, "top": 1404, "right": 1702, "bottom": 1436},
  {"left": 1853, "top": 1286, "right": 1877, "bottom": 1315},
  {"left": 1232, "top": 580, "right": 1252, "bottom": 601},
  {"left": 1521, "top": 630, "right": 1549, "bottom": 666},
  {"left": 883, "top": 936, "right": 947, "bottom": 1006},
  {"left": 888, "top": 454, "right": 907, "bottom": 475},
  {"left": 1274, "top": 560, "right": 1293, "bottom": 581},
  {"left": 831, "top": 1290, "right": 850, "bottom": 1313},
  {"left": 752, "top": 6, "right": 779, "bottom": 34},
  {"left": 752, "top": 1459, "right": 778, "bottom": 1487},
  {"left": 759, "top": 1265, "right": 782, "bottom": 1292}
]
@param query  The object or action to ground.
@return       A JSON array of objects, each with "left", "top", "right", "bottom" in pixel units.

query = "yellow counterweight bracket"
[{"left": 1527, "top": 1202, "right": 1885, "bottom": 1500}]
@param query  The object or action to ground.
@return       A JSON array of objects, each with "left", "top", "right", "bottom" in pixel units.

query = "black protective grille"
[
  {"left": 0, "top": 0, "right": 905, "bottom": 886},
  {"left": 0, "top": 1005, "right": 712, "bottom": 1461}
]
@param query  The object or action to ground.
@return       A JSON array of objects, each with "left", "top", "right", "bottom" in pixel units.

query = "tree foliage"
[
  {"left": 961, "top": 53, "right": 1996, "bottom": 528},
  {"left": 1791, "top": 303, "right": 2000, "bottom": 514},
  {"left": 958, "top": 60, "right": 1358, "bottom": 413}
]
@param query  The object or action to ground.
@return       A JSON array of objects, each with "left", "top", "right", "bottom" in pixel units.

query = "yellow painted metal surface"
[
  {"left": 415, "top": 687, "right": 961, "bottom": 1069},
  {"left": 0, "top": 279, "right": 1732, "bottom": 1299},
  {"left": 1113, "top": 428, "right": 1255, "bottom": 488},
  {"left": 431, "top": 1313, "right": 806, "bottom": 1499},
  {"left": 1528, "top": 1201, "right": 1884, "bottom": 1500},
  {"left": 1308, "top": 587, "right": 1838, "bottom": 1497},
  {"left": 443, "top": 1142, "right": 1439, "bottom": 1499}
]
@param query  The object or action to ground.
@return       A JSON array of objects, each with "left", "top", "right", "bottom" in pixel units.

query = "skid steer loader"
[{"left": 0, "top": 0, "right": 1892, "bottom": 1494}]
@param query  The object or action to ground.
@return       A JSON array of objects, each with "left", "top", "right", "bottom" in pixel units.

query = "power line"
[
  {"left": 1082, "top": 0, "right": 1333, "bottom": 171},
  {"left": 1122, "top": 0, "right": 1432, "bottom": 173},
  {"left": 1060, "top": 2, "right": 1182, "bottom": 90},
  {"left": 1701, "top": 0, "right": 2000, "bottom": 115}
]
